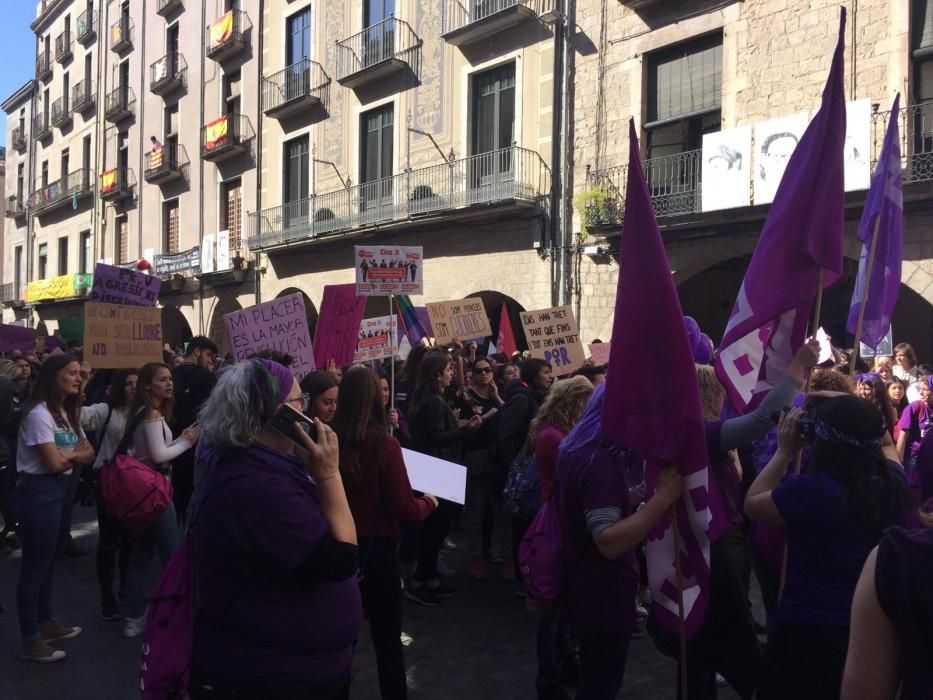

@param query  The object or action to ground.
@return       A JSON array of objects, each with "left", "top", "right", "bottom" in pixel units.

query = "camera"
[{"left": 770, "top": 408, "right": 816, "bottom": 438}]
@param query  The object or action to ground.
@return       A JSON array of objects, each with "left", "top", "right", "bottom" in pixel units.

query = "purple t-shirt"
[
  {"left": 898, "top": 400, "right": 933, "bottom": 462},
  {"left": 556, "top": 444, "right": 638, "bottom": 636},
  {"left": 773, "top": 473, "right": 897, "bottom": 627},
  {"left": 704, "top": 421, "right": 743, "bottom": 544},
  {"left": 192, "top": 444, "right": 362, "bottom": 684}
]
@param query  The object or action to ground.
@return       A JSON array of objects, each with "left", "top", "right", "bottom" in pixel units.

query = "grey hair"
[
  {"left": 0, "top": 359, "right": 20, "bottom": 379},
  {"left": 197, "top": 361, "right": 266, "bottom": 448}
]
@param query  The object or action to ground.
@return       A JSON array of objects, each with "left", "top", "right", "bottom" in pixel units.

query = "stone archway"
[
  {"left": 206, "top": 297, "right": 243, "bottom": 357},
  {"left": 161, "top": 306, "right": 193, "bottom": 351},
  {"left": 465, "top": 290, "right": 527, "bottom": 352},
  {"left": 276, "top": 287, "right": 318, "bottom": 340}
]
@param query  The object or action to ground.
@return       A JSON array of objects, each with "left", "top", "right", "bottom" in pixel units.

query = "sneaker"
[
  {"left": 429, "top": 580, "right": 458, "bottom": 598},
  {"left": 403, "top": 586, "right": 442, "bottom": 607},
  {"left": 101, "top": 603, "right": 121, "bottom": 622},
  {"left": 123, "top": 614, "right": 146, "bottom": 638},
  {"left": 18, "top": 638, "right": 66, "bottom": 663},
  {"left": 442, "top": 537, "right": 458, "bottom": 551},
  {"left": 468, "top": 558, "right": 487, "bottom": 580},
  {"left": 39, "top": 619, "right": 82, "bottom": 643}
]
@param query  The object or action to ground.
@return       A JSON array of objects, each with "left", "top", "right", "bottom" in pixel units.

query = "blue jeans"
[
  {"left": 577, "top": 632, "right": 631, "bottom": 700},
  {"left": 125, "top": 503, "right": 180, "bottom": 618},
  {"left": 14, "top": 473, "right": 70, "bottom": 640}
]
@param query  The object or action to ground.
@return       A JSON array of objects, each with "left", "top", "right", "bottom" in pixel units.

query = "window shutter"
[{"left": 649, "top": 39, "right": 722, "bottom": 124}]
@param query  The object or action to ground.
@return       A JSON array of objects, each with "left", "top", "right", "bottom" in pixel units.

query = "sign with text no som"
[{"left": 426, "top": 298, "right": 491, "bottom": 346}]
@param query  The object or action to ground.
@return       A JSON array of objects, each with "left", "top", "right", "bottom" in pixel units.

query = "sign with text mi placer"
[{"left": 520, "top": 305, "right": 586, "bottom": 375}]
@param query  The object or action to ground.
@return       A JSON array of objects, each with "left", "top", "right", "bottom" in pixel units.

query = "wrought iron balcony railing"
[
  {"left": 157, "top": 0, "right": 184, "bottom": 17},
  {"left": 5, "top": 195, "right": 26, "bottom": 218},
  {"left": 441, "top": 0, "right": 557, "bottom": 45},
  {"left": 33, "top": 112, "right": 51, "bottom": 141},
  {"left": 77, "top": 7, "right": 96, "bottom": 44},
  {"left": 206, "top": 10, "right": 250, "bottom": 63},
  {"left": 100, "top": 167, "right": 136, "bottom": 201},
  {"left": 261, "top": 59, "right": 330, "bottom": 118},
  {"left": 36, "top": 51, "right": 52, "bottom": 81},
  {"left": 0, "top": 283, "right": 15, "bottom": 303},
  {"left": 55, "top": 30, "right": 73, "bottom": 63},
  {"left": 51, "top": 95, "right": 71, "bottom": 128},
  {"left": 201, "top": 113, "right": 254, "bottom": 161},
  {"left": 72, "top": 78, "right": 95, "bottom": 114},
  {"left": 104, "top": 86, "right": 135, "bottom": 123},
  {"left": 150, "top": 53, "right": 187, "bottom": 95},
  {"left": 11, "top": 127, "right": 27, "bottom": 150},
  {"left": 336, "top": 17, "right": 422, "bottom": 88},
  {"left": 870, "top": 100, "right": 933, "bottom": 185},
  {"left": 248, "top": 145, "right": 550, "bottom": 250},
  {"left": 110, "top": 16, "right": 133, "bottom": 52},
  {"left": 29, "top": 169, "right": 93, "bottom": 215},
  {"left": 145, "top": 143, "right": 189, "bottom": 184}
]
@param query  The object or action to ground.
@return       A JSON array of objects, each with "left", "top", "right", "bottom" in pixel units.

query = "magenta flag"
[
  {"left": 602, "top": 120, "right": 711, "bottom": 639},
  {"left": 846, "top": 93, "right": 903, "bottom": 349},
  {"left": 715, "top": 10, "right": 847, "bottom": 411},
  {"left": 313, "top": 284, "right": 366, "bottom": 368}
]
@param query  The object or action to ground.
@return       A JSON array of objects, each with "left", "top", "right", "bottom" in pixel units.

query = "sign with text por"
[
  {"left": 84, "top": 302, "right": 164, "bottom": 369},
  {"left": 89, "top": 262, "right": 161, "bottom": 306},
  {"left": 353, "top": 315, "right": 398, "bottom": 363},
  {"left": 355, "top": 245, "right": 423, "bottom": 296},
  {"left": 224, "top": 293, "right": 317, "bottom": 381},
  {"left": 426, "top": 298, "right": 491, "bottom": 346},
  {"left": 520, "top": 305, "right": 586, "bottom": 375},
  {"left": 314, "top": 284, "right": 367, "bottom": 368}
]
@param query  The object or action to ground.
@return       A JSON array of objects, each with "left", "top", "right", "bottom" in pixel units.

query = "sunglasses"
[{"left": 473, "top": 366, "right": 492, "bottom": 374}]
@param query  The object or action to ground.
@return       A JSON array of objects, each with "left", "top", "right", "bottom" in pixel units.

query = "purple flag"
[
  {"left": 846, "top": 94, "right": 903, "bottom": 349},
  {"left": 602, "top": 121, "right": 711, "bottom": 639},
  {"left": 396, "top": 294, "right": 432, "bottom": 346},
  {"left": 715, "top": 10, "right": 847, "bottom": 411}
]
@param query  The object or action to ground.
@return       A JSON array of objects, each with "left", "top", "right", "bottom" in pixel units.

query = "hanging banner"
[
  {"left": 353, "top": 315, "right": 398, "bottom": 363},
  {"left": 84, "top": 302, "right": 164, "bottom": 369},
  {"left": 26, "top": 273, "right": 92, "bottom": 303},
  {"left": 204, "top": 115, "right": 228, "bottom": 151},
  {"left": 520, "top": 305, "right": 586, "bottom": 375},
  {"left": 355, "top": 245, "right": 424, "bottom": 296},
  {"left": 0, "top": 324, "right": 37, "bottom": 353},
  {"left": 209, "top": 10, "right": 234, "bottom": 49},
  {"left": 224, "top": 292, "right": 317, "bottom": 381},
  {"left": 314, "top": 284, "right": 366, "bottom": 368},
  {"left": 216, "top": 230, "right": 231, "bottom": 272},
  {"left": 202, "top": 234, "right": 215, "bottom": 274},
  {"left": 88, "top": 262, "right": 161, "bottom": 307},
  {"left": 426, "top": 297, "right": 491, "bottom": 346},
  {"left": 154, "top": 246, "right": 201, "bottom": 277}
]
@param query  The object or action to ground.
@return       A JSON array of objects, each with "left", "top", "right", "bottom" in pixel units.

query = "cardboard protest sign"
[
  {"left": 313, "top": 284, "right": 367, "bottom": 368},
  {"left": 0, "top": 324, "right": 37, "bottom": 353},
  {"left": 353, "top": 315, "right": 398, "bottom": 363},
  {"left": 402, "top": 448, "right": 467, "bottom": 504},
  {"left": 588, "top": 342, "right": 611, "bottom": 367},
  {"left": 520, "top": 305, "right": 586, "bottom": 375},
  {"left": 224, "top": 293, "right": 316, "bottom": 381},
  {"left": 84, "top": 302, "right": 163, "bottom": 369},
  {"left": 89, "top": 262, "right": 161, "bottom": 306},
  {"left": 355, "top": 245, "right": 424, "bottom": 296},
  {"left": 426, "top": 298, "right": 491, "bottom": 346}
]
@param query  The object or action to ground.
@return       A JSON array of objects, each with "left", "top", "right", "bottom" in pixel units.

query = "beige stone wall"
[{"left": 3, "top": 90, "right": 32, "bottom": 294}]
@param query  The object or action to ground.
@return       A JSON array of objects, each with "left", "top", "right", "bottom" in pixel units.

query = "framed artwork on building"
[
  {"left": 701, "top": 125, "right": 752, "bottom": 212},
  {"left": 753, "top": 111, "right": 809, "bottom": 205},
  {"left": 844, "top": 98, "right": 872, "bottom": 192}
]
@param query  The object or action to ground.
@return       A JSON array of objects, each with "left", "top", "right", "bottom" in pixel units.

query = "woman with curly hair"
[{"left": 856, "top": 373, "right": 899, "bottom": 438}]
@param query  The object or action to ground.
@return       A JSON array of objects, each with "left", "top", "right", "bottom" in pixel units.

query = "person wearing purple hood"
[{"left": 188, "top": 360, "right": 361, "bottom": 699}]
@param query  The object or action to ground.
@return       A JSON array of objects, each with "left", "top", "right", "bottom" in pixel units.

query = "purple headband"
[{"left": 258, "top": 360, "right": 295, "bottom": 409}]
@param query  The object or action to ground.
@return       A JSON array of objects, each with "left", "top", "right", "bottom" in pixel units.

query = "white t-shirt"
[
  {"left": 17, "top": 403, "right": 85, "bottom": 475},
  {"left": 81, "top": 403, "right": 128, "bottom": 470}
]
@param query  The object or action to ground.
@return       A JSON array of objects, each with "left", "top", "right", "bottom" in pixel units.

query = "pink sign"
[
  {"left": 313, "top": 284, "right": 366, "bottom": 368},
  {"left": 588, "top": 342, "right": 611, "bottom": 367}
]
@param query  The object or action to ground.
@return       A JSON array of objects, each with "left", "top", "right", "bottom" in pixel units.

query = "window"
[
  {"left": 167, "top": 24, "right": 179, "bottom": 75},
  {"left": 165, "top": 103, "right": 179, "bottom": 138},
  {"left": 62, "top": 72, "right": 70, "bottom": 111},
  {"left": 41, "top": 160, "right": 49, "bottom": 189},
  {"left": 16, "top": 163, "right": 24, "bottom": 201},
  {"left": 58, "top": 237, "right": 69, "bottom": 275},
  {"left": 365, "top": 0, "right": 394, "bottom": 27},
  {"left": 84, "top": 52, "right": 92, "bottom": 83},
  {"left": 119, "top": 60, "right": 130, "bottom": 102},
  {"left": 82, "top": 135, "right": 92, "bottom": 183},
  {"left": 360, "top": 104, "right": 393, "bottom": 206},
  {"left": 221, "top": 179, "right": 242, "bottom": 251},
  {"left": 118, "top": 131, "right": 128, "bottom": 186},
  {"left": 363, "top": 0, "right": 395, "bottom": 66},
  {"left": 14, "top": 246, "right": 23, "bottom": 296},
  {"left": 163, "top": 200, "right": 179, "bottom": 253},
  {"left": 286, "top": 7, "right": 311, "bottom": 66},
  {"left": 116, "top": 216, "right": 128, "bottom": 263},
  {"left": 44, "top": 88, "right": 50, "bottom": 121},
  {"left": 38, "top": 243, "right": 48, "bottom": 279},
  {"left": 284, "top": 136, "right": 309, "bottom": 204},
  {"left": 61, "top": 148, "right": 70, "bottom": 182},
  {"left": 471, "top": 63, "right": 515, "bottom": 156},
  {"left": 80, "top": 231, "right": 91, "bottom": 272},
  {"left": 911, "top": 1, "right": 933, "bottom": 154},
  {"left": 223, "top": 70, "right": 241, "bottom": 116},
  {"left": 226, "top": 0, "right": 242, "bottom": 11}
]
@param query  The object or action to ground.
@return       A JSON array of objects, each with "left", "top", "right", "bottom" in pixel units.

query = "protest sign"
[
  {"left": 88, "top": 262, "right": 161, "bottom": 306},
  {"left": 402, "top": 449, "right": 467, "bottom": 505},
  {"left": 84, "top": 302, "right": 163, "bottom": 369},
  {"left": 353, "top": 315, "right": 398, "bottom": 363},
  {"left": 224, "top": 293, "right": 316, "bottom": 380},
  {"left": 154, "top": 246, "right": 200, "bottom": 277},
  {"left": 0, "top": 324, "right": 37, "bottom": 353},
  {"left": 520, "top": 305, "right": 586, "bottom": 375},
  {"left": 313, "top": 284, "right": 366, "bottom": 368},
  {"left": 426, "top": 298, "right": 491, "bottom": 346},
  {"left": 588, "top": 342, "right": 611, "bottom": 367},
  {"left": 355, "top": 246, "right": 424, "bottom": 296},
  {"left": 859, "top": 326, "right": 894, "bottom": 359}
]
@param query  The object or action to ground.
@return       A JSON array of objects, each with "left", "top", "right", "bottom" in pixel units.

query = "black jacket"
[
  {"left": 497, "top": 380, "right": 542, "bottom": 468},
  {"left": 172, "top": 363, "right": 217, "bottom": 432},
  {"left": 408, "top": 393, "right": 469, "bottom": 464}
]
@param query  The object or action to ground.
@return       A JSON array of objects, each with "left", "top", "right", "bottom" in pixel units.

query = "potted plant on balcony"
[{"left": 573, "top": 186, "right": 617, "bottom": 236}]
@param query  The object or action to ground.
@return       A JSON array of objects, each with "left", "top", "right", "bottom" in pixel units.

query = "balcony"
[
  {"left": 201, "top": 113, "right": 254, "bottom": 162},
  {"left": 50, "top": 95, "right": 71, "bottom": 128},
  {"left": 248, "top": 145, "right": 549, "bottom": 250},
  {"left": 336, "top": 17, "right": 422, "bottom": 89},
  {"left": 55, "top": 30, "right": 73, "bottom": 63},
  {"left": 0, "top": 283, "right": 15, "bottom": 303},
  {"left": 33, "top": 113, "right": 52, "bottom": 141},
  {"left": 104, "top": 86, "right": 135, "bottom": 123},
  {"left": 110, "top": 17, "right": 133, "bottom": 53},
  {"left": 29, "top": 169, "right": 93, "bottom": 215},
  {"left": 11, "top": 127, "right": 27, "bottom": 151},
  {"left": 36, "top": 51, "right": 52, "bottom": 81},
  {"left": 157, "top": 0, "right": 184, "bottom": 17},
  {"left": 5, "top": 195, "right": 26, "bottom": 218},
  {"left": 871, "top": 101, "right": 933, "bottom": 186},
  {"left": 262, "top": 59, "right": 330, "bottom": 119},
  {"left": 441, "top": 0, "right": 557, "bottom": 47},
  {"left": 206, "top": 10, "right": 250, "bottom": 63},
  {"left": 77, "top": 8, "right": 95, "bottom": 45},
  {"left": 150, "top": 53, "right": 187, "bottom": 95},
  {"left": 72, "top": 79, "right": 95, "bottom": 114},
  {"left": 100, "top": 167, "right": 136, "bottom": 202},
  {"left": 145, "top": 143, "right": 189, "bottom": 184}
]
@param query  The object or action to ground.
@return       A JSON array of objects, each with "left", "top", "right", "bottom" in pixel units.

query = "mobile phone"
[{"left": 269, "top": 403, "right": 317, "bottom": 445}]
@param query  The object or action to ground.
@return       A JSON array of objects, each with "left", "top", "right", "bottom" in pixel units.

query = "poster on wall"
[
  {"left": 217, "top": 230, "right": 231, "bottom": 272},
  {"left": 202, "top": 234, "right": 215, "bottom": 274},
  {"left": 701, "top": 125, "right": 752, "bottom": 212},
  {"left": 753, "top": 111, "right": 809, "bottom": 205},
  {"left": 355, "top": 246, "right": 424, "bottom": 296},
  {"left": 844, "top": 98, "right": 872, "bottom": 192}
]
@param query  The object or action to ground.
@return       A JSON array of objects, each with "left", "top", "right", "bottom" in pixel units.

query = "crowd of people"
[{"left": 0, "top": 330, "right": 931, "bottom": 700}]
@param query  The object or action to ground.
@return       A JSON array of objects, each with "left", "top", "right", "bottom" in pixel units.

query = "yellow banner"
[
  {"left": 101, "top": 169, "right": 116, "bottom": 192},
  {"left": 26, "top": 274, "right": 90, "bottom": 303},
  {"left": 204, "top": 115, "right": 228, "bottom": 151},
  {"left": 111, "top": 24, "right": 122, "bottom": 45},
  {"left": 148, "top": 149, "right": 164, "bottom": 170},
  {"left": 209, "top": 11, "right": 234, "bottom": 49}
]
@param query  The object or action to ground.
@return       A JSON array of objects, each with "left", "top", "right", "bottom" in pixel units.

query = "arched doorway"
[
  {"left": 466, "top": 290, "right": 526, "bottom": 353},
  {"left": 161, "top": 306, "right": 193, "bottom": 351},
  {"left": 276, "top": 288, "right": 318, "bottom": 340},
  {"left": 206, "top": 297, "right": 243, "bottom": 357}
]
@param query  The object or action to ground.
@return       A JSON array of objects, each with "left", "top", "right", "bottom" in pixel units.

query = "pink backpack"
[{"left": 518, "top": 499, "right": 564, "bottom": 602}]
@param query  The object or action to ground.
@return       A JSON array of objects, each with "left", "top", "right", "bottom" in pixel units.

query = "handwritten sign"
[
  {"left": 355, "top": 245, "right": 423, "bottom": 296},
  {"left": 353, "top": 315, "right": 397, "bottom": 363},
  {"left": 83, "top": 302, "right": 164, "bottom": 369},
  {"left": 0, "top": 324, "right": 37, "bottom": 353},
  {"left": 313, "top": 284, "right": 366, "bottom": 368},
  {"left": 89, "top": 262, "right": 161, "bottom": 306},
  {"left": 520, "top": 305, "right": 586, "bottom": 376},
  {"left": 588, "top": 342, "right": 611, "bottom": 367},
  {"left": 426, "top": 298, "right": 491, "bottom": 346},
  {"left": 224, "top": 293, "right": 316, "bottom": 381}
]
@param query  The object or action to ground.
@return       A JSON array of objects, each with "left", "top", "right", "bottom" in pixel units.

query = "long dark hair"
[
  {"left": 127, "top": 362, "right": 174, "bottom": 424},
  {"left": 401, "top": 344, "right": 430, "bottom": 384},
  {"left": 299, "top": 370, "right": 338, "bottom": 402},
  {"left": 106, "top": 368, "right": 138, "bottom": 410},
  {"left": 25, "top": 354, "right": 82, "bottom": 434},
  {"left": 409, "top": 351, "right": 451, "bottom": 416},
  {"left": 806, "top": 396, "right": 909, "bottom": 538},
  {"left": 856, "top": 374, "right": 897, "bottom": 432},
  {"left": 331, "top": 366, "right": 387, "bottom": 489}
]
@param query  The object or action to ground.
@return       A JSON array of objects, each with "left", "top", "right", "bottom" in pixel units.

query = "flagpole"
[
  {"left": 389, "top": 293, "right": 396, "bottom": 421},
  {"left": 849, "top": 215, "right": 882, "bottom": 376},
  {"left": 671, "top": 505, "right": 689, "bottom": 700}
]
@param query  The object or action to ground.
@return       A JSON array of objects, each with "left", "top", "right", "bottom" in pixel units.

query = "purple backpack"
[{"left": 518, "top": 500, "right": 564, "bottom": 602}]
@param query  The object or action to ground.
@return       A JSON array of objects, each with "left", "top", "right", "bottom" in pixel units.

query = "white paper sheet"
[
  {"left": 815, "top": 327, "right": 834, "bottom": 364},
  {"left": 402, "top": 448, "right": 467, "bottom": 505}
]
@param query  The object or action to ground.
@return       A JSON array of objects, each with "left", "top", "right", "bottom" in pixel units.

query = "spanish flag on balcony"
[
  {"left": 101, "top": 169, "right": 117, "bottom": 193},
  {"left": 149, "top": 148, "right": 164, "bottom": 170},
  {"left": 209, "top": 11, "right": 234, "bottom": 50},
  {"left": 204, "top": 115, "right": 229, "bottom": 151},
  {"left": 111, "top": 23, "right": 123, "bottom": 45}
]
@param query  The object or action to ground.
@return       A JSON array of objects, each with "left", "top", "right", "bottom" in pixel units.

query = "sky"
[{"left": 0, "top": 2, "right": 43, "bottom": 142}]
